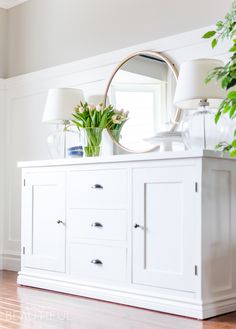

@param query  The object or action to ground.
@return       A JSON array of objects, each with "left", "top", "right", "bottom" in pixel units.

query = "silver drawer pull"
[
  {"left": 91, "top": 184, "right": 103, "bottom": 189},
  {"left": 91, "top": 222, "right": 103, "bottom": 228},
  {"left": 91, "top": 259, "right": 103, "bottom": 265}
]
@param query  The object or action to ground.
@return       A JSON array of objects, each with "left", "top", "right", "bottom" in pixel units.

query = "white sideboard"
[{"left": 17, "top": 151, "right": 236, "bottom": 319}]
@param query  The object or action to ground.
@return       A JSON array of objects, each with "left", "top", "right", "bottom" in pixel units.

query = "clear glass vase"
[
  {"left": 47, "top": 124, "right": 83, "bottom": 158},
  {"left": 84, "top": 128, "right": 103, "bottom": 157},
  {"left": 110, "top": 129, "right": 122, "bottom": 143},
  {"left": 182, "top": 109, "right": 229, "bottom": 150}
]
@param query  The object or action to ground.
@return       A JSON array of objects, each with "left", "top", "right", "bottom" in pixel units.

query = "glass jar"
[{"left": 84, "top": 127, "right": 103, "bottom": 157}]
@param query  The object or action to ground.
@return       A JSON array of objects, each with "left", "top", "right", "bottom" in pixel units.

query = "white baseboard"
[
  {"left": 0, "top": 253, "right": 20, "bottom": 271},
  {"left": 17, "top": 272, "right": 236, "bottom": 320},
  {"left": 0, "top": 254, "right": 2, "bottom": 270},
  {"left": 17, "top": 272, "right": 203, "bottom": 319}
]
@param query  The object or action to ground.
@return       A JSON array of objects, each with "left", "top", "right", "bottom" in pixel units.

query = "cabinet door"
[
  {"left": 133, "top": 166, "right": 197, "bottom": 292},
  {"left": 22, "top": 171, "right": 66, "bottom": 272}
]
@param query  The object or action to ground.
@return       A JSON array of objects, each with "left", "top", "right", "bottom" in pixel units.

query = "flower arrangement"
[
  {"left": 107, "top": 109, "right": 129, "bottom": 143},
  {"left": 72, "top": 102, "right": 128, "bottom": 156}
]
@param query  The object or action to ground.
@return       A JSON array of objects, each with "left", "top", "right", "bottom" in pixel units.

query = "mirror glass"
[{"left": 105, "top": 51, "right": 181, "bottom": 153}]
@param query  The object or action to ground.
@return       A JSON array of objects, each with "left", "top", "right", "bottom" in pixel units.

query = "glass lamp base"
[
  {"left": 182, "top": 109, "right": 229, "bottom": 150},
  {"left": 47, "top": 125, "right": 83, "bottom": 159}
]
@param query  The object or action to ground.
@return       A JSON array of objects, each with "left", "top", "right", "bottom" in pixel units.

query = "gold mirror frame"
[{"left": 104, "top": 50, "right": 182, "bottom": 153}]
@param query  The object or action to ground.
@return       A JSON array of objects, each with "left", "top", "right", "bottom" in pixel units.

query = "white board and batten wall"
[{"left": 0, "top": 25, "right": 230, "bottom": 270}]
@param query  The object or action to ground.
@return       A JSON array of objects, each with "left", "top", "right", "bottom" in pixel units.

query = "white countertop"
[{"left": 17, "top": 150, "right": 234, "bottom": 168}]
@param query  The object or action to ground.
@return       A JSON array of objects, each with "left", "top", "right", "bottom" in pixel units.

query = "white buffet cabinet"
[{"left": 17, "top": 151, "right": 236, "bottom": 319}]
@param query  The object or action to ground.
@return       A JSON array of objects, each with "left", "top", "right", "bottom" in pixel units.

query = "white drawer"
[
  {"left": 67, "top": 169, "right": 127, "bottom": 209},
  {"left": 68, "top": 209, "right": 127, "bottom": 241},
  {"left": 69, "top": 243, "right": 127, "bottom": 281}
]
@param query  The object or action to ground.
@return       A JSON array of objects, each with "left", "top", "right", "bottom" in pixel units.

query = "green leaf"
[
  {"left": 231, "top": 139, "right": 236, "bottom": 147},
  {"left": 216, "top": 21, "right": 224, "bottom": 29},
  {"left": 86, "top": 116, "right": 91, "bottom": 127},
  {"left": 230, "top": 44, "right": 236, "bottom": 52},
  {"left": 221, "top": 75, "right": 231, "bottom": 88},
  {"left": 230, "top": 150, "right": 236, "bottom": 157},
  {"left": 92, "top": 111, "right": 97, "bottom": 126},
  {"left": 71, "top": 120, "right": 83, "bottom": 128},
  {"left": 202, "top": 30, "right": 216, "bottom": 39},
  {"left": 223, "top": 103, "right": 231, "bottom": 113},
  {"left": 228, "top": 91, "right": 236, "bottom": 99},
  {"left": 230, "top": 109, "right": 236, "bottom": 119},
  {"left": 211, "top": 38, "right": 218, "bottom": 48},
  {"left": 99, "top": 112, "right": 107, "bottom": 129},
  {"left": 215, "top": 110, "right": 221, "bottom": 123}
]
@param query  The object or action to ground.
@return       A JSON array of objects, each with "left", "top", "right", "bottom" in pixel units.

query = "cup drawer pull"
[
  {"left": 91, "top": 222, "right": 103, "bottom": 228},
  {"left": 91, "top": 184, "right": 103, "bottom": 189},
  {"left": 91, "top": 259, "right": 103, "bottom": 265}
]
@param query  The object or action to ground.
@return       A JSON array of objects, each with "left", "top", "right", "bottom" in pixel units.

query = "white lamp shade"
[
  {"left": 174, "top": 58, "right": 225, "bottom": 109},
  {"left": 87, "top": 94, "right": 109, "bottom": 106},
  {"left": 42, "top": 88, "right": 85, "bottom": 123}
]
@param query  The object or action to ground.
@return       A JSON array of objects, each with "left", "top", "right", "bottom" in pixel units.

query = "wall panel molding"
[{"left": 6, "top": 25, "right": 229, "bottom": 94}]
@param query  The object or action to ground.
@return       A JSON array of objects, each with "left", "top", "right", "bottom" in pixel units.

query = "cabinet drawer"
[
  {"left": 69, "top": 243, "right": 127, "bottom": 281},
  {"left": 68, "top": 209, "right": 127, "bottom": 241},
  {"left": 67, "top": 169, "right": 127, "bottom": 209}
]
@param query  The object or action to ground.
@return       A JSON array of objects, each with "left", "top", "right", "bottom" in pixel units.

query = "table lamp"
[
  {"left": 173, "top": 58, "right": 228, "bottom": 150},
  {"left": 42, "top": 88, "right": 85, "bottom": 158}
]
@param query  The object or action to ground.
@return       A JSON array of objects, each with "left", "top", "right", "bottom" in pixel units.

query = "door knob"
[
  {"left": 134, "top": 223, "right": 140, "bottom": 228},
  {"left": 57, "top": 220, "right": 65, "bottom": 225}
]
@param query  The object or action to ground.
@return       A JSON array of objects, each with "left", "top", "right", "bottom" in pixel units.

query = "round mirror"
[{"left": 104, "top": 51, "right": 182, "bottom": 153}]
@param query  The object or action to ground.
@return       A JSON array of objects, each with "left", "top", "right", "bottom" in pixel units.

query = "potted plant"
[{"left": 203, "top": 0, "right": 236, "bottom": 155}]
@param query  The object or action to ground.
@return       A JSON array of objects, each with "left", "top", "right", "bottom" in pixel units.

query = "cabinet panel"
[
  {"left": 203, "top": 168, "right": 233, "bottom": 295},
  {"left": 22, "top": 171, "right": 66, "bottom": 272},
  {"left": 145, "top": 182, "right": 183, "bottom": 274},
  {"left": 132, "top": 166, "right": 197, "bottom": 292},
  {"left": 67, "top": 169, "right": 127, "bottom": 209}
]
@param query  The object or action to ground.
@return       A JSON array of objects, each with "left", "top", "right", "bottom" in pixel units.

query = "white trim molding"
[
  {"left": 1, "top": 251, "right": 20, "bottom": 271},
  {"left": 17, "top": 273, "right": 236, "bottom": 320},
  {"left": 0, "top": 0, "right": 29, "bottom": 9}
]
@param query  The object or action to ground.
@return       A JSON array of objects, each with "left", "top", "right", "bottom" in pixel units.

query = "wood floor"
[{"left": 1, "top": 271, "right": 236, "bottom": 329}]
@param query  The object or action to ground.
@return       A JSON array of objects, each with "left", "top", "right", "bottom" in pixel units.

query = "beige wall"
[
  {"left": 0, "top": 9, "right": 7, "bottom": 78},
  {"left": 5, "top": 0, "right": 232, "bottom": 77}
]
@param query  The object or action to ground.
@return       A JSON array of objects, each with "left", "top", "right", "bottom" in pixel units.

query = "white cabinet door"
[
  {"left": 22, "top": 171, "right": 66, "bottom": 272},
  {"left": 132, "top": 166, "right": 198, "bottom": 292}
]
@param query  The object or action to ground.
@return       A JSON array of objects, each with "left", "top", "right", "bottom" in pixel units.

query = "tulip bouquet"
[
  {"left": 72, "top": 102, "right": 128, "bottom": 156},
  {"left": 107, "top": 109, "right": 129, "bottom": 143}
]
